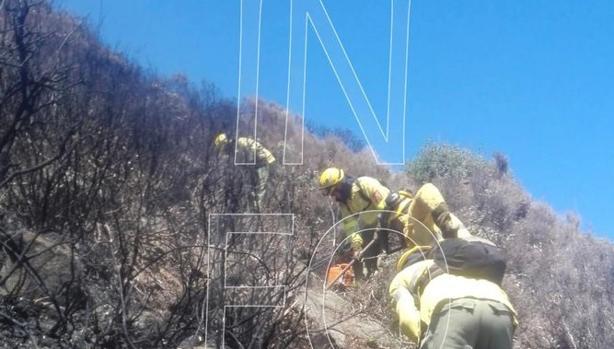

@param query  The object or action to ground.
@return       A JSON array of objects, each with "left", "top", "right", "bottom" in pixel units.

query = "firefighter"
[
  {"left": 319, "top": 167, "right": 468, "bottom": 278},
  {"left": 384, "top": 182, "right": 472, "bottom": 248},
  {"left": 318, "top": 167, "right": 389, "bottom": 279},
  {"left": 214, "top": 133, "right": 276, "bottom": 210},
  {"left": 389, "top": 238, "right": 517, "bottom": 348}
]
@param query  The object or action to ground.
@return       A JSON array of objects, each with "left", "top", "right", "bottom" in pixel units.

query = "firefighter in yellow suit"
[
  {"left": 389, "top": 240, "right": 517, "bottom": 348},
  {"left": 215, "top": 133, "right": 276, "bottom": 209},
  {"left": 319, "top": 168, "right": 469, "bottom": 277},
  {"left": 318, "top": 167, "right": 390, "bottom": 279},
  {"left": 387, "top": 182, "right": 472, "bottom": 246}
]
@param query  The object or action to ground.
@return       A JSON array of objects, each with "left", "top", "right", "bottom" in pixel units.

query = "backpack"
[
  {"left": 355, "top": 177, "right": 411, "bottom": 207},
  {"left": 413, "top": 238, "right": 507, "bottom": 297}
]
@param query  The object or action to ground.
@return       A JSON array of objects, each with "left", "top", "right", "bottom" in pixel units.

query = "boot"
[{"left": 432, "top": 203, "right": 459, "bottom": 238}]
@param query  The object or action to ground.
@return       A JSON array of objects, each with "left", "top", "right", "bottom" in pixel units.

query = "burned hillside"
[{"left": 0, "top": 1, "right": 613, "bottom": 348}]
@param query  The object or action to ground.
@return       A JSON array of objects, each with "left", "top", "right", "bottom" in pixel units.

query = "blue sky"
[{"left": 55, "top": 0, "right": 613, "bottom": 238}]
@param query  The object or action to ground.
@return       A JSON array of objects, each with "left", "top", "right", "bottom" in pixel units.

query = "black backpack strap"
[{"left": 411, "top": 262, "right": 446, "bottom": 301}]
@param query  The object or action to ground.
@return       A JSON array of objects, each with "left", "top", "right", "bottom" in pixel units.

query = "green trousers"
[
  {"left": 352, "top": 229, "right": 383, "bottom": 280},
  {"left": 255, "top": 166, "right": 269, "bottom": 205},
  {"left": 248, "top": 166, "right": 270, "bottom": 210},
  {"left": 421, "top": 298, "right": 514, "bottom": 349}
]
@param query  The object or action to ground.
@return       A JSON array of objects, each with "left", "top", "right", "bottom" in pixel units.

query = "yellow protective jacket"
[
  {"left": 236, "top": 137, "right": 276, "bottom": 166},
  {"left": 339, "top": 176, "right": 390, "bottom": 251},
  {"left": 389, "top": 259, "right": 518, "bottom": 342}
]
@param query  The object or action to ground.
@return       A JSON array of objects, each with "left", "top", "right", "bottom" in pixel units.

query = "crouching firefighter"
[
  {"left": 318, "top": 167, "right": 391, "bottom": 280},
  {"left": 388, "top": 235, "right": 518, "bottom": 348},
  {"left": 382, "top": 183, "right": 472, "bottom": 249}
]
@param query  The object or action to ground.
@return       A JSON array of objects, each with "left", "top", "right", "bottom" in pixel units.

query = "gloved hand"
[{"left": 350, "top": 232, "right": 363, "bottom": 252}]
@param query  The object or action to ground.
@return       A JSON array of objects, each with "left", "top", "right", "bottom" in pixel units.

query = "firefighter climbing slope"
[
  {"left": 389, "top": 234, "right": 518, "bottom": 348},
  {"left": 390, "top": 182, "right": 473, "bottom": 246},
  {"left": 214, "top": 133, "right": 276, "bottom": 210},
  {"left": 378, "top": 176, "right": 520, "bottom": 347}
]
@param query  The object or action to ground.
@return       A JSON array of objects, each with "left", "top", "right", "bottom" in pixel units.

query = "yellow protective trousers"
[{"left": 389, "top": 183, "right": 446, "bottom": 248}]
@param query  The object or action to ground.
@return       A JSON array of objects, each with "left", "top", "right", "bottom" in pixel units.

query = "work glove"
[{"left": 350, "top": 232, "right": 363, "bottom": 253}]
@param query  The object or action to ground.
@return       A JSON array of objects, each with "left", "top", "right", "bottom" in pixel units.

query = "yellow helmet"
[
  {"left": 318, "top": 167, "right": 345, "bottom": 194},
  {"left": 396, "top": 245, "right": 432, "bottom": 272},
  {"left": 214, "top": 133, "right": 229, "bottom": 148}
]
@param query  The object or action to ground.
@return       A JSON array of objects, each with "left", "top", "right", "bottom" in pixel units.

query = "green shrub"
[{"left": 407, "top": 143, "right": 492, "bottom": 184}]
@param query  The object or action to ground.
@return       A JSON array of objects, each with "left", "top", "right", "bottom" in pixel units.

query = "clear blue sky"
[{"left": 55, "top": 0, "right": 614, "bottom": 238}]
